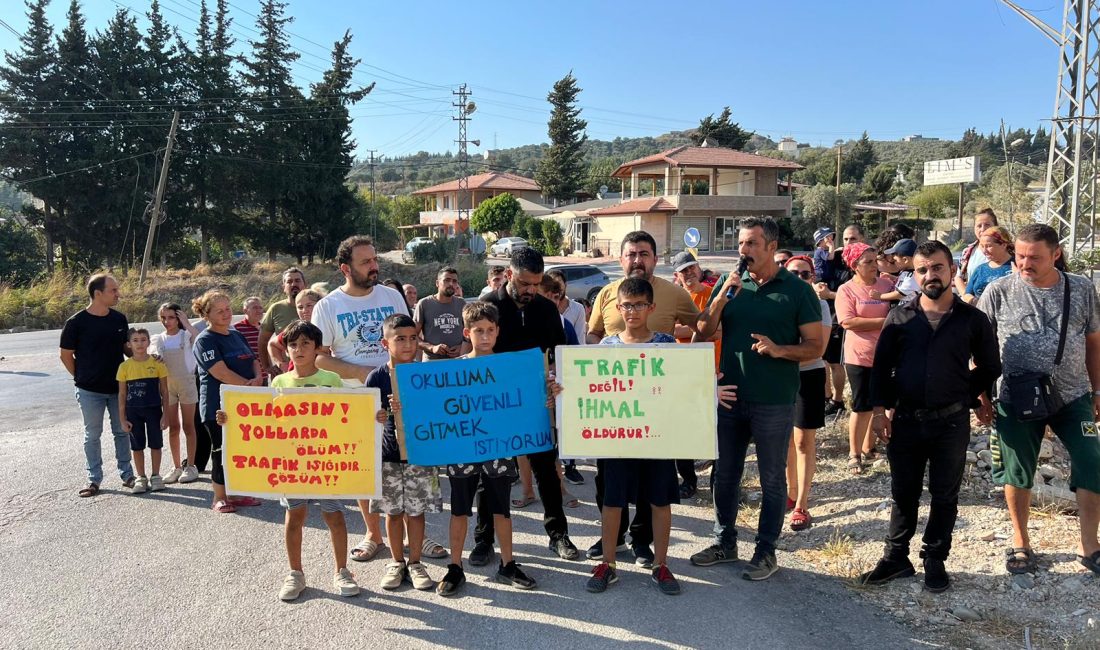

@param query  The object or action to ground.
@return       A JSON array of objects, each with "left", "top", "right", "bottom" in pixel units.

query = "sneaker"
[
  {"left": 586, "top": 539, "right": 629, "bottom": 561},
  {"left": 652, "top": 564, "right": 682, "bottom": 595},
  {"left": 563, "top": 465, "right": 585, "bottom": 485},
  {"left": 131, "top": 476, "right": 149, "bottom": 494},
  {"left": 585, "top": 562, "right": 618, "bottom": 593},
  {"left": 549, "top": 536, "right": 580, "bottom": 561},
  {"left": 632, "top": 544, "right": 655, "bottom": 568},
  {"left": 496, "top": 560, "right": 537, "bottom": 590},
  {"left": 469, "top": 541, "right": 494, "bottom": 567},
  {"left": 742, "top": 551, "right": 779, "bottom": 581},
  {"left": 279, "top": 570, "right": 306, "bottom": 601},
  {"left": 179, "top": 465, "right": 199, "bottom": 483},
  {"left": 380, "top": 561, "right": 408, "bottom": 590},
  {"left": 333, "top": 567, "right": 359, "bottom": 596},
  {"left": 149, "top": 475, "right": 165, "bottom": 492},
  {"left": 857, "top": 557, "right": 916, "bottom": 586},
  {"left": 163, "top": 466, "right": 183, "bottom": 484},
  {"left": 690, "top": 544, "right": 738, "bottom": 567},
  {"left": 923, "top": 557, "right": 950, "bottom": 593},
  {"left": 679, "top": 483, "right": 698, "bottom": 499},
  {"left": 407, "top": 561, "right": 434, "bottom": 591},
  {"left": 436, "top": 563, "right": 466, "bottom": 597}
]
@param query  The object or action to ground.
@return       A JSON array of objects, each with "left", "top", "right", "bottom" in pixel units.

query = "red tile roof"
[
  {"left": 613, "top": 145, "right": 803, "bottom": 178},
  {"left": 588, "top": 197, "right": 678, "bottom": 216},
  {"left": 411, "top": 171, "right": 541, "bottom": 195}
]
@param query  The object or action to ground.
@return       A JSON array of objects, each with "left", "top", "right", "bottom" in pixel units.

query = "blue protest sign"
[{"left": 395, "top": 348, "right": 553, "bottom": 466}]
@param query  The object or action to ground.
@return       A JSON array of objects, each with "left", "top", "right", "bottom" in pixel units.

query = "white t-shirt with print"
[{"left": 311, "top": 285, "right": 410, "bottom": 381}]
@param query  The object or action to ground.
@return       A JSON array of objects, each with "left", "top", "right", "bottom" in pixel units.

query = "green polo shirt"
[{"left": 707, "top": 266, "right": 821, "bottom": 405}]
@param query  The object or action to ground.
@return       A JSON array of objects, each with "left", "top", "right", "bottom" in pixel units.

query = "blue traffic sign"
[{"left": 684, "top": 227, "right": 700, "bottom": 248}]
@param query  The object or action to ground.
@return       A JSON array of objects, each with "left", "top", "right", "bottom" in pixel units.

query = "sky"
[{"left": 0, "top": 0, "right": 1069, "bottom": 160}]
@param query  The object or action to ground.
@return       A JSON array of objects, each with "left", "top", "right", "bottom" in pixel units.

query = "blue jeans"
[
  {"left": 712, "top": 401, "right": 793, "bottom": 555},
  {"left": 75, "top": 388, "right": 133, "bottom": 484}
]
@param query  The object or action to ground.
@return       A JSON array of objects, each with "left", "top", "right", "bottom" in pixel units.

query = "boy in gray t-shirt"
[{"left": 414, "top": 267, "right": 468, "bottom": 360}]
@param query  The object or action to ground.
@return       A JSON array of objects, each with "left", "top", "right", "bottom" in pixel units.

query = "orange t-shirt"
[{"left": 676, "top": 284, "right": 721, "bottom": 369}]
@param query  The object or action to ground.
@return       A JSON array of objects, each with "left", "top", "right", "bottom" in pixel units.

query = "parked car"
[
  {"left": 545, "top": 264, "right": 611, "bottom": 303},
  {"left": 401, "top": 236, "right": 432, "bottom": 263},
  {"left": 490, "top": 237, "right": 528, "bottom": 257}
]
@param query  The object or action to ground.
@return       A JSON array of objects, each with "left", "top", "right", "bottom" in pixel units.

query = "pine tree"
[
  {"left": 842, "top": 131, "right": 876, "bottom": 184},
  {"left": 691, "top": 107, "right": 751, "bottom": 150},
  {"left": 536, "top": 72, "right": 587, "bottom": 204}
]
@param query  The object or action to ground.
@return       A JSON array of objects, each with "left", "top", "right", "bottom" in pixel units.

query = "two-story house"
[{"left": 411, "top": 171, "right": 548, "bottom": 236}]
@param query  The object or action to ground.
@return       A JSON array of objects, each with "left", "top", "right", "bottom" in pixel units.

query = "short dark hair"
[
  {"left": 547, "top": 269, "right": 567, "bottom": 286},
  {"left": 336, "top": 235, "right": 374, "bottom": 266},
  {"left": 437, "top": 266, "right": 458, "bottom": 280},
  {"left": 740, "top": 216, "right": 780, "bottom": 244},
  {"left": 87, "top": 273, "right": 112, "bottom": 299},
  {"left": 889, "top": 223, "right": 915, "bottom": 240},
  {"left": 914, "top": 240, "right": 953, "bottom": 265},
  {"left": 621, "top": 231, "right": 657, "bottom": 255},
  {"left": 617, "top": 277, "right": 654, "bottom": 303},
  {"left": 775, "top": 249, "right": 793, "bottom": 258},
  {"left": 539, "top": 275, "right": 563, "bottom": 295},
  {"left": 282, "top": 320, "right": 323, "bottom": 347},
  {"left": 487, "top": 265, "right": 506, "bottom": 277},
  {"left": 282, "top": 267, "right": 305, "bottom": 283},
  {"left": 382, "top": 313, "right": 416, "bottom": 336},
  {"left": 1016, "top": 223, "right": 1060, "bottom": 250},
  {"left": 843, "top": 223, "right": 864, "bottom": 235},
  {"left": 976, "top": 208, "right": 999, "bottom": 225},
  {"left": 382, "top": 278, "right": 403, "bottom": 291},
  {"left": 509, "top": 247, "right": 544, "bottom": 274},
  {"left": 462, "top": 301, "right": 499, "bottom": 327},
  {"left": 127, "top": 327, "right": 150, "bottom": 341}
]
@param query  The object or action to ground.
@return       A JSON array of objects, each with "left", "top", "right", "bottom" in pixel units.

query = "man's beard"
[
  {"left": 509, "top": 282, "right": 532, "bottom": 304},
  {"left": 288, "top": 287, "right": 300, "bottom": 301},
  {"left": 628, "top": 265, "right": 649, "bottom": 279},
  {"left": 921, "top": 281, "right": 947, "bottom": 299},
  {"left": 350, "top": 269, "right": 377, "bottom": 290},
  {"left": 442, "top": 287, "right": 455, "bottom": 297}
]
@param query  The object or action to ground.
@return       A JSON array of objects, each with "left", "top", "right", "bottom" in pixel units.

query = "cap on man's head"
[
  {"left": 671, "top": 251, "right": 699, "bottom": 273},
  {"left": 884, "top": 238, "right": 917, "bottom": 257},
  {"left": 813, "top": 227, "right": 835, "bottom": 245}
]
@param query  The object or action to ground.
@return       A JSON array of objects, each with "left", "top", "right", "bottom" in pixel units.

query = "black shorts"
[
  {"left": 602, "top": 458, "right": 680, "bottom": 508},
  {"left": 845, "top": 363, "right": 873, "bottom": 413},
  {"left": 127, "top": 406, "right": 163, "bottom": 451},
  {"left": 795, "top": 367, "right": 827, "bottom": 429},
  {"left": 448, "top": 473, "right": 511, "bottom": 518},
  {"left": 823, "top": 324, "right": 844, "bottom": 364}
]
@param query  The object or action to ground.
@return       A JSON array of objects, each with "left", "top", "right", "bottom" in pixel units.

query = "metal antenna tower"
[
  {"left": 1005, "top": 0, "right": 1100, "bottom": 264},
  {"left": 453, "top": 84, "right": 477, "bottom": 244}
]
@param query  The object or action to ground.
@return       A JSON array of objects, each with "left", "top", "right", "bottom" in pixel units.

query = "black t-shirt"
[
  {"left": 482, "top": 286, "right": 566, "bottom": 362},
  {"left": 365, "top": 365, "right": 401, "bottom": 463},
  {"left": 59, "top": 309, "right": 129, "bottom": 394}
]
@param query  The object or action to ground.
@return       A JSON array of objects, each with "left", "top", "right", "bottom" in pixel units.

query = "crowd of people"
[{"left": 58, "top": 213, "right": 1100, "bottom": 602}]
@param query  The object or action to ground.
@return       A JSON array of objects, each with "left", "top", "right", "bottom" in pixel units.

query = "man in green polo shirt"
[
  {"left": 689, "top": 217, "right": 822, "bottom": 581},
  {"left": 259, "top": 267, "right": 306, "bottom": 377}
]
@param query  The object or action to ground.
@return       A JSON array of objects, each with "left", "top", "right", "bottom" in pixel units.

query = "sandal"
[
  {"left": 848, "top": 455, "right": 863, "bottom": 475},
  {"left": 422, "top": 538, "right": 448, "bottom": 559},
  {"left": 511, "top": 495, "right": 537, "bottom": 508},
  {"left": 351, "top": 537, "right": 384, "bottom": 562},
  {"left": 228, "top": 495, "right": 262, "bottom": 507},
  {"left": 1077, "top": 550, "right": 1100, "bottom": 575},
  {"left": 563, "top": 493, "right": 580, "bottom": 508},
  {"left": 790, "top": 508, "right": 812, "bottom": 531},
  {"left": 1005, "top": 547, "right": 1037, "bottom": 574},
  {"left": 862, "top": 448, "right": 881, "bottom": 462},
  {"left": 212, "top": 499, "right": 237, "bottom": 514},
  {"left": 78, "top": 482, "right": 100, "bottom": 498}
]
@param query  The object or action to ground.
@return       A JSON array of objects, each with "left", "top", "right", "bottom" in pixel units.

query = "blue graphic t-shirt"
[
  {"left": 311, "top": 286, "right": 410, "bottom": 381},
  {"left": 194, "top": 328, "right": 256, "bottom": 422}
]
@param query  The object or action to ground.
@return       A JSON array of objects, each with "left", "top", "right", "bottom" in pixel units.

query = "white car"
[
  {"left": 401, "top": 237, "right": 433, "bottom": 262},
  {"left": 490, "top": 237, "right": 528, "bottom": 257}
]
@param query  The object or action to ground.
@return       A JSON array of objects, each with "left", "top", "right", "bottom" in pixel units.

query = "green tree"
[
  {"left": 909, "top": 184, "right": 959, "bottom": 222},
  {"left": 862, "top": 163, "right": 896, "bottom": 201},
  {"left": 842, "top": 132, "right": 876, "bottom": 184},
  {"left": 690, "top": 107, "right": 751, "bottom": 150},
  {"left": 535, "top": 72, "right": 588, "bottom": 204},
  {"left": 583, "top": 156, "right": 620, "bottom": 196},
  {"left": 471, "top": 192, "right": 523, "bottom": 235},
  {"left": 793, "top": 183, "right": 860, "bottom": 232},
  {"left": 540, "top": 218, "right": 563, "bottom": 255},
  {"left": 0, "top": 214, "right": 45, "bottom": 285}
]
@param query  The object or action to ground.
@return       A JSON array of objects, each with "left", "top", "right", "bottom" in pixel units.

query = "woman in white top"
[{"left": 150, "top": 302, "right": 200, "bottom": 484}]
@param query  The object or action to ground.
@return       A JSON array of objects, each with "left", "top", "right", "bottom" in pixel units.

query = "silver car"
[
  {"left": 490, "top": 237, "right": 528, "bottom": 257},
  {"left": 545, "top": 264, "right": 611, "bottom": 303}
]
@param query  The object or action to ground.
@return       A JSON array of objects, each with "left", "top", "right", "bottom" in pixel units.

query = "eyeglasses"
[
  {"left": 617, "top": 302, "right": 651, "bottom": 313},
  {"left": 792, "top": 270, "right": 813, "bottom": 280}
]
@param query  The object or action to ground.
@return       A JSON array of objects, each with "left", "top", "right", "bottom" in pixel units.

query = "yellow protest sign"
[
  {"left": 221, "top": 386, "right": 382, "bottom": 499},
  {"left": 555, "top": 344, "right": 717, "bottom": 460}
]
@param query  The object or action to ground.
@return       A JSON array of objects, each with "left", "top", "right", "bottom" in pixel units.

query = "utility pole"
[
  {"left": 367, "top": 149, "right": 379, "bottom": 240},
  {"left": 453, "top": 84, "right": 477, "bottom": 256},
  {"left": 139, "top": 110, "right": 179, "bottom": 287},
  {"left": 834, "top": 142, "right": 843, "bottom": 233}
]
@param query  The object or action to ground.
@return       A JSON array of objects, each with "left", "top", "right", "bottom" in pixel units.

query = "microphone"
[{"left": 727, "top": 256, "right": 752, "bottom": 300}]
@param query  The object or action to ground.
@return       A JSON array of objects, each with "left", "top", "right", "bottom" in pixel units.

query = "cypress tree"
[{"left": 535, "top": 72, "right": 587, "bottom": 205}]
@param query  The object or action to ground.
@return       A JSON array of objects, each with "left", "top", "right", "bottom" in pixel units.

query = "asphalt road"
[{"left": 0, "top": 325, "right": 926, "bottom": 650}]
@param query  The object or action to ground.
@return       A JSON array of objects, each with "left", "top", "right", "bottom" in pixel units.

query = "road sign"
[
  {"left": 684, "top": 227, "right": 701, "bottom": 248},
  {"left": 923, "top": 156, "right": 981, "bottom": 186}
]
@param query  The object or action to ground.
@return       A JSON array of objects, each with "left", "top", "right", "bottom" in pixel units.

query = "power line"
[{"left": 0, "top": 150, "right": 161, "bottom": 185}]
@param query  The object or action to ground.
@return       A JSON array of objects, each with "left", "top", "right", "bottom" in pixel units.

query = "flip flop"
[
  {"left": 1077, "top": 550, "right": 1100, "bottom": 575},
  {"left": 351, "top": 538, "right": 384, "bottom": 562},
  {"left": 78, "top": 482, "right": 99, "bottom": 498},
  {"left": 228, "top": 495, "right": 261, "bottom": 507},
  {"left": 563, "top": 495, "right": 580, "bottom": 508},
  {"left": 212, "top": 500, "right": 237, "bottom": 514},
  {"left": 511, "top": 496, "right": 537, "bottom": 508}
]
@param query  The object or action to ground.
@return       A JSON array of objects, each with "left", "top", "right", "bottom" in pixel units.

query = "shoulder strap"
[{"left": 1055, "top": 272, "right": 1072, "bottom": 365}]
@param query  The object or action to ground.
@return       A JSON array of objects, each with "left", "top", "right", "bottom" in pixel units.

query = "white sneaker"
[
  {"left": 149, "top": 475, "right": 165, "bottom": 492},
  {"left": 163, "top": 466, "right": 183, "bottom": 484},
  {"left": 334, "top": 568, "right": 360, "bottom": 597},
  {"left": 380, "top": 561, "right": 407, "bottom": 590},
  {"left": 179, "top": 465, "right": 199, "bottom": 483},
  {"left": 279, "top": 570, "right": 306, "bottom": 601},
  {"left": 407, "top": 561, "right": 435, "bottom": 591},
  {"left": 131, "top": 476, "right": 149, "bottom": 494}
]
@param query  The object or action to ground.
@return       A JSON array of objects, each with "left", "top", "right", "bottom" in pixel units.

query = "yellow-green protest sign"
[
  {"left": 555, "top": 344, "right": 717, "bottom": 460},
  {"left": 221, "top": 386, "right": 382, "bottom": 499}
]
